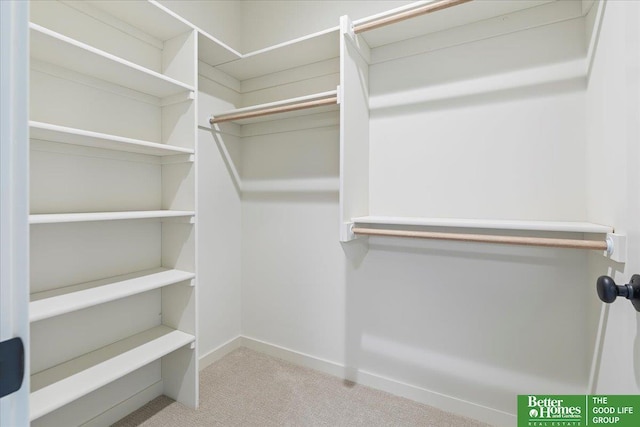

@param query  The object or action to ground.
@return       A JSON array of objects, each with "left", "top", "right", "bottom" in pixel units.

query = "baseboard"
[
  {"left": 81, "top": 380, "right": 163, "bottom": 427},
  {"left": 354, "top": 370, "right": 514, "bottom": 427},
  {"left": 239, "top": 336, "right": 515, "bottom": 427},
  {"left": 199, "top": 335, "right": 243, "bottom": 370},
  {"left": 240, "top": 336, "right": 346, "bottom": 377}
]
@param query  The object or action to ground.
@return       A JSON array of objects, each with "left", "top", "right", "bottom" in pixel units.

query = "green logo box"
[{"left": 518, "top": 395, "right": 640, "bottom": 427}]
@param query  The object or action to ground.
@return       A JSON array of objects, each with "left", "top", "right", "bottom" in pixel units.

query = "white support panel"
[
  {"left": 0, "top": 0, "right": 30, "bottom": 424},
  {"left": 163, "top": 30, "right": 197, "bottom": 88},
  {"left": 339, "top": 15, "right": 370, "bottom": 242},
  {"left": 215, "top": 27, "right": 339, "bottom": 81},
  {"left": 29, "top": 121, "right": 194, "bottom": 157},
  {"left": 29, "top": 210, "right": 195, "bottom": 224},
  {"left": 30, "top": 326, "right": 195, "bottom": 421},
  {"left": 161, "top": 338, "right": 198, "bottom": 407},
  {"left": 30, "top": 23, "right": 194, "bottom": 98},
  {"left": 210, "top": 90, "right": 339, "bottom": 126},
  {"left": 352, "top": 216, "right": 614, "bottom": 234},
  {"left": 30, "top": 268, "right": 195, "bottom": 323}
]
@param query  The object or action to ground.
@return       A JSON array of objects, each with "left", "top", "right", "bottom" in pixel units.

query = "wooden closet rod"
[
  {"left": 210, "top": 96, "right": 338, "bottom": 124},
  {"left": 354, "top": 0, "right": 473, "bottom": 34},
  {"left": 351, "top": 227, "right": 609, "bottom": 250}
]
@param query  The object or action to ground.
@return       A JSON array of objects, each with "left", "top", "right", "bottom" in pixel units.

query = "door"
[
  {"left": 588, "top": 0, "right": 640, "bottom": 396},
  {"left": 0, "top": 0, "right": 30, "bottom": 424}
]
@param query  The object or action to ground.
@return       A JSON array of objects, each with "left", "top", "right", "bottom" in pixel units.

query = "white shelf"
[
  {"left": 30, "top": 23, "right": 194, "bottom": 98},
  {"left": 198, "top": 31, "right": 243, "bottom": 67},
  {"left": 215, "top": 27, "right": 340, "bottom": 80},
  {"left": 30, "top": 210, "right": 195, "bottom": 225},
  {"left": 30, "top": 325, "right": 194, "bottom": 421},
  {"left": 355, "top": 0, "right": 551, "bottom": 48},
  {"left": 352, "top": 216, "right": 614, "bottom": 234},
  {"left": 29, "top": 121, "right": 194, "bottom": 157},
  {"left": 85, "top": 0, "right": 193, "bottom": 42},
  {"left": 211, "top": 90, "right": 339, "bottom": 126},
  {"left": 30, "top": 268, "right": 195, "bottom": 323}
]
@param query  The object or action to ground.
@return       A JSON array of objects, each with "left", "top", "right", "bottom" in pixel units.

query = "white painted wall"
[
  {"left": 368, "top": 17, "right": 587, "bottom": 221},
  {"left": 196, "top": 74, "right": 243, "bottom": 359}
]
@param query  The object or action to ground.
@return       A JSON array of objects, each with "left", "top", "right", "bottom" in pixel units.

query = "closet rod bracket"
[
  {"left": 340, "top": 222, "right": 358, "bottom": 242},
  {"left": 606, "top": 233, "right": 626, "bottom": 263}
]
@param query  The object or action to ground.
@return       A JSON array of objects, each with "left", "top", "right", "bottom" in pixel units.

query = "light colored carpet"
[{"left": 113, "top": 347, "right": 491, "bottom": 427}]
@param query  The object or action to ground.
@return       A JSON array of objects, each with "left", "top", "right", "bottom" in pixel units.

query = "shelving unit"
[
  {"left": 30, "top": 24, "right": 194, "bottom": 99},
  {"left": 338, "top": 0, "right": 613, "bottom": 255},
  {"left": 28, "top": 0, "right": 198, "bottom": 425},
  {"left": 30, "top": 326, "right": 194, "bottom": 421},
  {"left": 199, "top": 18, "right": 342, "bottom": 197}
]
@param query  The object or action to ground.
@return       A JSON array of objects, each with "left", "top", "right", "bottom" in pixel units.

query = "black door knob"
[{"left": 596, "top": 275, "right": 640, "bottom": 312}]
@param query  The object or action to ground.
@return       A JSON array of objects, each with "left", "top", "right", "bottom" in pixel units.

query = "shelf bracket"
[
  {"left": 606, "top": 233, "right": 626, "bottom": 263},
  {"left": 340, "top": 15, "right": 372, "bottom": 64},
  {"left": 340, "top": 222, "right": 362, "bottom": 242},
  {"left": 161, "top": 154, "right": 195, "bottom": 165},
  {"left": 340, "top": 15, "right": 355, "bottom": 39},
  {"left": 160, "top": 91, "right": 195, "bottom": 107}
]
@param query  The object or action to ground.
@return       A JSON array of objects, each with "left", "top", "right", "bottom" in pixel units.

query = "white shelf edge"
[
  {"left": 351, "top": 216, "right": 614, "bottom": 234},
  {"left": 29, "top": 210, "right": 195, "bottom": 224},
  {"left": 240, "top": 26, "right": 340, "bottom": 59},
  {"left": 196, "top": 29, "right": 242, "bottom": 58},
  {"left": 213, "top": 27, "right": 340, "bottom": 80},
  {"left": 29, "top": 121, "right": 194, "bottom": 157},
  {"left": 30, "top": 23, "right": 195, "bottom": 97},
  {"left": 30, "top": 268, "right": 195, "bottom": 323},
  {"left": 241, "top": 178, "right": 339, "bottom": 193},
  {"left": 30, "top": 326, "right": 194, "bottom": 421}
]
